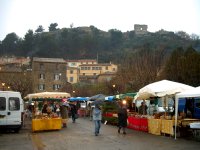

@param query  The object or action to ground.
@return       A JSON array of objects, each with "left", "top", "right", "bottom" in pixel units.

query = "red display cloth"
[
  {"left": 128, "top": 116, "right": 148, "bottom": 132},
  {"left": 140, "top": 118, "right": 148, "bottom": 132}
]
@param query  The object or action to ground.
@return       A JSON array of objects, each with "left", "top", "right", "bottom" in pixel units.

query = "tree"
[
  {"left": 175, "top": 31, "right": 190, "bottom": 40},
  {"left": 22, "top": 29, "right": 35, "bottom": 56},
  {"left": 162, "top": 47, "right": 200, "bottom": 86},
  {"left": 0, "top": 72, "right": 33, "bottom": 98},
  {"left": 49, "top": 23, "right": 58, "bottom": 32},
  {"left": 35, "top": 25, "right": 44, "bottom": 33},
  {"left": 2, "top": 32, "right": 20, "bottom": 56},
  {"left": 109, "top": 29, "right": 123, "bottom": 49},
  {"left": 112, "top": 45, "right": 168, "bottom": 92}
]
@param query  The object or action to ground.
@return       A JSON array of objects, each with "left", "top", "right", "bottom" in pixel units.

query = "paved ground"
[{"left": 0, "top": 117, "right": 200, "bottom": 150}]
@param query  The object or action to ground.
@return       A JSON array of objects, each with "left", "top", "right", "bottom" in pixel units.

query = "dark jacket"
[
  {"left": 70, "top": 104, "right": 77, "bottom": 114},
  {"left": 118, "top": 107, "right": 128, "bottom": 127}
]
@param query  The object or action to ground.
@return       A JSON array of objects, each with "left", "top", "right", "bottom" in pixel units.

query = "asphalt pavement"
[{"left": 0, "top": 117, "right": 200, "bottom": 150}]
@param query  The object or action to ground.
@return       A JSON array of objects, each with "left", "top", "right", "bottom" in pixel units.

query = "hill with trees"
[
  {"left": 0, "top": 24, "right": 199, "bottom": 64},
  {"left": 1, "top": 24, "right": 200, "bottom": 95}
]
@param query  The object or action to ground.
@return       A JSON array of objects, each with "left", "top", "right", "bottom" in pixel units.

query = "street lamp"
[
  {"left": 2, "top": 83, "right": 5, "bottom": 91},
  {"left": 72, "top": 90, "right": 76, "bottom": 97},
  {"left": 112, "top": 84, "right": 116, "bottom": 95}
]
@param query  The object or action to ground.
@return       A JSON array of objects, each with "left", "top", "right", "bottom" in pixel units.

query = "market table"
[
  {"left": 148, "top": 118, "right": 161, "bottom": 135},
  {"left": 127, "top": 116, "right": 148, "bottom": 132},
  {"left": 32, "top": 118, "right": 62, "bottom": 132},
  {"left": 161, "top": 119, "right": 175, "bottom": 136},
  {"left": 178, "top": 118, "right": 200, "bottom": 137}
]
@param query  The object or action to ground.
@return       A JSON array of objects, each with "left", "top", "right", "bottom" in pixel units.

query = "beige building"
[
  {"left": 32, "top": 57, "right": 67, "bottom": 93},
  {"left": 66, "top": 59, "right": 97, "bottom": 67},
  {"left": 66, "top": 60, "right": 118, "bottom": 84}
]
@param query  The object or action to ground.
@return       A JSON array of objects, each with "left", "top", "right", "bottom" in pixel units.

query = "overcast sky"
[{"left": 0, "top": 0, "right": 200, "bottom": 40}]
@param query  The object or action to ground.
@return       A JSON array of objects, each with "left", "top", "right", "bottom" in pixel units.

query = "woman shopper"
[
  {"left": 117, "top": 101, "right": 128, "bottom": 134},
  {"left": 93, "top": 104, "right": 102, "bottom": 136}
]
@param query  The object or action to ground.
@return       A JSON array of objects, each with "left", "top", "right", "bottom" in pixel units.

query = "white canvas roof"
[{"left": 135, "top": 80, "right": 194, "bottom": 100}]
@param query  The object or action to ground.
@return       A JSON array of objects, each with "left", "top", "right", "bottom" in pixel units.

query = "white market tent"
[
  {"left": 174, "top": 86, "right": 200, "bottom": 139},
  {"left": 134, "top": 80, "right": 194, "bottom": 100},
  {"left": 24, "top": 92, "right": 71, "bottom": 100}
]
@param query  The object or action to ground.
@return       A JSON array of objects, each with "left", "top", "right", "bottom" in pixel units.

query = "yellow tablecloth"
[
  {"left": 148, "top": 118, "right": 161, "bottom": 135},
  {"left": 32, "top": 118, "right": 62, "bottom": 132},
  {"left": 161, "top": 119, "right": 175, "bottom": 136}
]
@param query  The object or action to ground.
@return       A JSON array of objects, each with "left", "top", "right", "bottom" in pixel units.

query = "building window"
[
  {"left": 92, "top": 67, "right": 95, "bottom": 70},
  {"left": 39, "top": 73, "right": 45, "bottom": 79},
  {"left": 54, "top": 74, "right": 61, "bottom": 80},
  {"left": 53, "top": 84, "right": 61, "bottom": 90},
  {"left": 113, "top": 68, "right": 116, "bottom": 71},
  {"left": 56, "top": 64, "right": 59, "bottom": 70},
  {"left": 106, "top": 66, "right": 108, "bottom": 70},
  {"left": 38, "top": 84, "right": 45, "bottom": 91},
  {"left": 81, "top": 67, "right": 84, "bottom": 70},
  {"left": 40, "top": 63, "right": 44, "bottom": 70},
  {"left": 88, "top": 67, "right": 91, "bottom": 70},
  {"left": 99, "top": 67, "right": 102, "bottom": 70},
  {"left": 83, "top": 73, "right": 85, "bottom": 76},
  {"left": 70, "top": 70, "right": 73, "bottom": 74},
  {"left": 70, "top": 77, "right": 73, "bottom": 82},
  {"left": 93, "top": 73, "right": 96, "bottom": 76}
]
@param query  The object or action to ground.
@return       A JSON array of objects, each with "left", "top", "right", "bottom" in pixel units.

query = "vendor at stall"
[{"left": 139, "top": 102, "right": 148, "bottom": 115}]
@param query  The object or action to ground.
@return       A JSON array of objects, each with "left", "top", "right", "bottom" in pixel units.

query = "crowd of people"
[{"left": 26, "top": 98, "right": 149, "bottom": 136}]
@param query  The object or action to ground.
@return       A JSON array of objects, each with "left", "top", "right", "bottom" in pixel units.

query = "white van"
[{"left": 0, "top": 91, "right": 24, "bottom": 132}]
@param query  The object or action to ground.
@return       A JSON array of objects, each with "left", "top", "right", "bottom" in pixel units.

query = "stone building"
[
  {"left": 32, "top": 57, "right": 67, "bottom": 93},
  {"left": 134, "top": 24, "right": 148, "bottom": 35}
]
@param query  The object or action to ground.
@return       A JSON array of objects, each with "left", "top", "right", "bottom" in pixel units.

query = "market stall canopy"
[
  {"left": 68, "top": 97, "right": 89, "bottom": 102},
  {"left": 89, "top": 94, "right": 106, "bottom": 101},
  {"left": 175, "top": 86, "right": 200, "bottom": 98},
  {"left": 174, "top": 86, "right": 200, "bottom": 139},
  {"left": 135, "top": 80, "right": 194, "bottom": 100},
  {"left": 24, "top": 92, "right": 71, "bottom": 100},
  {"left": 89, "top": 94, "right": 107, "bottom": 105},
  {"left": 105, "top": 96, "right": 114, "bottom": 101}
]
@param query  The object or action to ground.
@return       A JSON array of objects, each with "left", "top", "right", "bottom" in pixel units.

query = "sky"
[{"left": 0, "top": 0, "right": 200, "bottom": 40}]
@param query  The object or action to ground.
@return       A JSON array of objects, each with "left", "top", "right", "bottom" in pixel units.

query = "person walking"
[
  {"left": 117, "top": 101, "right": 128, "bottom": 134},
  {"left": 70, "top": 102, "right": 78, "bottom": 123},
  {"left": 93, "top": 104, "right": 102, "bottom": 136},
  {"left": 60, "top": 102, "right": 70, "bottom": 128}
]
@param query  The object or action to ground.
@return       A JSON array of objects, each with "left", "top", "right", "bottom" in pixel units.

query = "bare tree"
[{"left": 0, "top": 72, "right": 32, "bottom": 98}]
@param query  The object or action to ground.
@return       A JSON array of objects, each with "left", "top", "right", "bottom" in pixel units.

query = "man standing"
[{"left": 93, "top": 104, "right": 102, "bottom": 136}]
